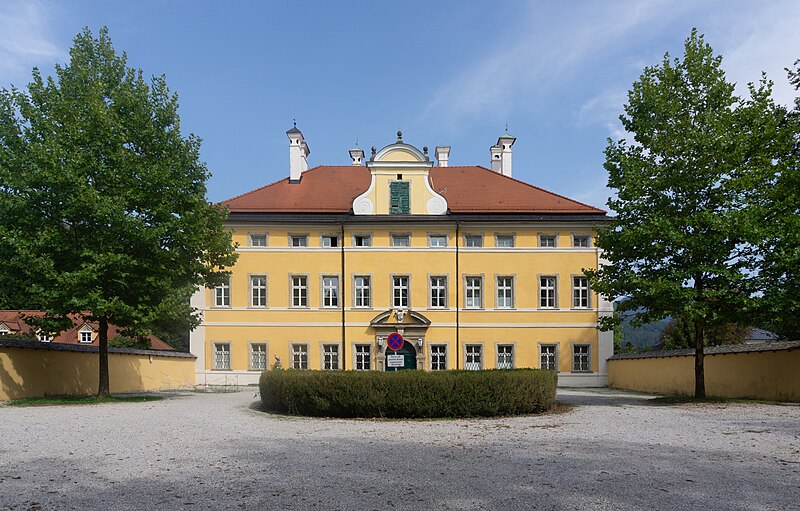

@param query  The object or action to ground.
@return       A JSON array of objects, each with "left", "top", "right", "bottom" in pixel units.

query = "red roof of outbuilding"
[{"left": 222, "top": 165, "right": 605, "bottom": 214}]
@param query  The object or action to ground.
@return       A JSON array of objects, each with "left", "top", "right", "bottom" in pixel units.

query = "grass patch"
[{"left": 8, "top": 395, "right": 164, "bottom": 407}]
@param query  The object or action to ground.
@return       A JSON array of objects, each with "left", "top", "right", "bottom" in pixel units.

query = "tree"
[
  {"left": 659, "top": 317, "right": 748, "bottom": 350},
  {"left": 585, "top": 29, "right": 789, "bottom": 398},
  {"left": 0, "top": 27, "right": 237, "bottom": 395}
]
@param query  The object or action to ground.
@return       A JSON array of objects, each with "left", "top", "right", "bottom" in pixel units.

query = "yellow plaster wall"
[
  {"left": 0, "top": 346, "right": 195, "bottom": 400},
  {"left": 608, "top": 349, "right": 800, "bottom": 401}
]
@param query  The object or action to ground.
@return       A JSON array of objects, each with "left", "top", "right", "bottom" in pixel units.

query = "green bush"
[
  {"left": 108, "top": 336, "right": 152, "bottom": 350},
  {"left": 259, "top": 369, "right": 557, "bottom": 418}
]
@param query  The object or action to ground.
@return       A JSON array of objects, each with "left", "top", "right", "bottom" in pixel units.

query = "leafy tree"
[
  {"left": 659, "top": 316, "right": 748, "bottom": 350},
  {"left": 0, "top": 27, "right": 237, "bottom": 395},
  {"left": 585, "top": 29, "right": 789, "bottom": 398}
]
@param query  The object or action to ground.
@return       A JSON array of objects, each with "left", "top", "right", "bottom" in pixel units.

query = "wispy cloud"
[
  {"left": 421, "top": 0, "right": 680, "bottom": 134},
  {"left": 0, "top": 0, "right": 65, "bottom": 87}
]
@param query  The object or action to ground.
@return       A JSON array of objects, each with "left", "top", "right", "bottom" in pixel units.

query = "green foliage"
[
  {"left": 659, "top": 317, "right": 747, "bottom": 350},
  {"left": 108, "top": 335, "right": 151, "bottom": 350},
  {"left": 0, "top": 27, "right": 238, "bottom": 393},
  {"left": 0, "top": 333, "right": 38, "bottom": 341},
  {"left": 260, "top": 369, "right": 557, "bottom": 418}
]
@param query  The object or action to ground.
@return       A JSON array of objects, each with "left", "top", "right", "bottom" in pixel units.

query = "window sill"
[
  {"left": 210, "top": 306, "right": 232, "bottom": 310},
  {"left": 211, "top": 368, "right": 232, "bottom": 371}
]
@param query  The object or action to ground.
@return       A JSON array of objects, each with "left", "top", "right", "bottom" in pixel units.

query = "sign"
[
  {"left": 387, "top": 332, "right": 404, "bottom": 351},
  {"left": 387, "top": 354, "right": 404, "bottom": 368}
]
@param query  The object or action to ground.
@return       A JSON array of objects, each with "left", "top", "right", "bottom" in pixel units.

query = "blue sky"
[{"left": 1, "top": 0, "right": 798, "bottom": 208}]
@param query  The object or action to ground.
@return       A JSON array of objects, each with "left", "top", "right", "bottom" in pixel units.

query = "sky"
[{"left": 1, "top": 0, "right": 798, "bottom": 208}]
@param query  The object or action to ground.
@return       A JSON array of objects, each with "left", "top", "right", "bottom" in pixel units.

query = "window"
[
  {"left": 430, "top": 276, "right": 447, "bottom": 308},
  {"left": 495, "top": 234, "right": 515, "bottom": 248},
  {"left": 250, "top": 275, "right": 267, "bottom": 307},
  {"left": 572, "top": 276, "right": 590, "bottom": 308},
  {"left": 573, "top": 234, "right": 591, "bottom": 248},
  {"left": 497, "top": 345, "right": 514, "bottom": 369},
  {"left": 465, "top": 276, "right": 482, "bottom": 308},
  {"left": 391, "top": 234, "right": 410, "bottom": 247},
  {"left": 323, "top": 344, "right": 339, "bottom": 370},
  {"left": 214, "top": 343, "right": 231, "bottom": 370},
  {"left": 429, "top": 234, "right": 447, "bottom": 247},
  {"left": 292, "top": 344, "right": 308, "bottom": 369},
  {"left": 0, "top": 326, "right": 8, "bottom": 335},
  {"left": 291, "top": 276, "right": 308, "bottom": 307},
  {"left": 79, "top": 327, "right": 93, "bottom": 344},
  {"left": 465, "top": 345, "right": 482, "bottom": 370},
  {"left": 249, "top": 233, "right": 267, "bottom": 247},
  {"left": 354, "top": 276, "right": 371, "bottom": 307},
  {"left": 355, "top": 345, "right": 371, "bottom": 370},
  {"left": 539, "top": 276, "right": 557, "bottom": 308},
  {"left": 354, "top": 234, "right": 372, "bottom": 247},
  {"left": 290, "top": 235, "right": 308, "bottom": 247},
  {"left": 539, "top": 234, "right": 557, "bottom": 247},
  {"left": 250, "top": 343, "right": 267, "bottom": 371},
  {"left": 540, "top": 345, "right": 557, "bottom": 370},
  {"left": 214, "top": 280, "right": 230, "bottom": 307},
  {"left": 38, "top": 331, "right": 52, "bottom": 343},
  {"left": 322, "top": 276, "right": 339, "bottom": 307},
  {"left": 389, "top": 180, "right": 410, "bottom": 214},
  {"left": 496, "top": 276, "right": 514, "bottom": 309},
  {"left": 392, "top": 276, "right": 409, "bottom": 308},
  {"left": 430, "top": 345, "right": 447, "bottom": 371},
  {"left": 464, "top": 235, "right": 483, "bottom": 247},
  {"left": 573, "top": 345, "right": 591, "bottom": 372},
  {"left": 321, "top": 235, "right": 339, "bottom": 248}
]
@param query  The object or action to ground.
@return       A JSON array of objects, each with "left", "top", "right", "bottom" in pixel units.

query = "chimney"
[
  {"left": 489, "top": 145, "right": 502, "bottom": 173},
  {"left": 496, "top": 131, "right": 516, "bottom": 177},
  {"left": 349, "top": 147, "right": 365, "bottom": 166},
  {"left": 435, "top": 146, "right": 450, "bottom": 167},
  {"left": 286, "top": 123, "right": 309, "bottom": 182}
]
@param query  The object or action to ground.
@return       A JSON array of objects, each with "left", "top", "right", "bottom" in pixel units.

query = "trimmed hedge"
[{"left": 259, "top": 369, "right": 557, "bottom": 418}]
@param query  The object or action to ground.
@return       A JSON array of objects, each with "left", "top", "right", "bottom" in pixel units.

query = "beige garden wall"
[
  {"left": 608, "top": 345, "right": 800, "bottom": 402},
  {"left": 0, "top": 341, "right": 195, "bottom": 401}
]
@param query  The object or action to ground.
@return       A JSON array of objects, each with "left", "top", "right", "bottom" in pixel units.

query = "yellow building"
[{"left": 190, "top": 128, "right": 613, "bottom": 386}]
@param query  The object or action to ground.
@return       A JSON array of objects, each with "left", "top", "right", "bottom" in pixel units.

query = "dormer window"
[
  {"left": 79, "top": 326, "right": 93, "bottom": 344},
  {"left": 0, "top": 325, "right": 9, "bottom": 335},
  {"left": 389, "top": 181, "right": 410, "bottom": 214},
  {"left": 38, "top": 331, "right": 52, "bottom": 342}
]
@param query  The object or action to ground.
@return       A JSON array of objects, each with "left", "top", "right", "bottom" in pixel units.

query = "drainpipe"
[
  {"left": 340, "top": 222, "right": 346, "bottom": 370},
  {"left": 455, "top": 221, "right": 460, "bottom": 370}
]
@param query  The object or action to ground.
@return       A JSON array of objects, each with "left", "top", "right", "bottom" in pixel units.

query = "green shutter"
[{"left": 390, "top": 181, "right": 410, "bottom": 214}]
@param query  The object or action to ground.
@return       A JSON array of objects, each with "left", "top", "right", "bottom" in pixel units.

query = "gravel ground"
[{"left": 1, "top": 388, "right": 798, "bottom": 511}]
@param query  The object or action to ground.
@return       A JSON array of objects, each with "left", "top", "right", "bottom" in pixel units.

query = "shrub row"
[{"left": 260, "top": 369, "right": 557, "bottom": 418}]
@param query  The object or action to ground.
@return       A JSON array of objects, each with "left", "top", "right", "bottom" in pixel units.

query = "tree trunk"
[
  {"left": 694, "top": 317, "right": 705, "bottom": 399},
  {"left": 98, "top": 316, "right": 110, "bottom": 397}
]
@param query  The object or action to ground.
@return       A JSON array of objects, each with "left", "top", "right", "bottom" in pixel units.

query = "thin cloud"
[{"left": 0, "top": 0, "right": 66, "bottom": 87}]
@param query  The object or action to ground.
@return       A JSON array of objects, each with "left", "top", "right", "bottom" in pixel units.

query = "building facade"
[{"left": 190, "top": 128, "right": 613, "bottom": 386}]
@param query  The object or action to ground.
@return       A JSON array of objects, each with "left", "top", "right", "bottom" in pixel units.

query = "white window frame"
[
  {"left": 539, "top": 275, "right": 558, "bottom": 309},
  {"left": 391, "top": 233, "right": 411, "bottom": 247},
  {"left": 321, "top": 275, "right": 340, "bottom": 308},
  {"left": 429, "top": 275, "right": 448, "bottom": 309},
  {"left": 289, "top": 233, "right": 309, "bottom": 247},
  {"left": 539, "top": 233, "right": 558, "bottom": 248},
  {"left": 539, "top": 343, "right": 558, "bottom": 371},
  {"left": 79, "top": 326, "right": 93, "bottom": 344},
  {"left": 322, "top": 343, "right": 340, "bottom": 370},
  {"left": 249, "top": 343, "right": 267, "bottom": 371},
  {"left": 496, "top": 275, "right": 514, "bottom": 309},
  {"left": 430, "top": 344, "right": 447, "bottom": 371},
  {"left": 213, "top": 342, "right": 231, "bottom": 370},
  {"left": 572, "top": 233, "right": 591, "bottom": 248},
  {"left": 572, "top": 275, "right": 591, "bottom": 309},
  {"left": 428, "top": 233, "right": 448, "bottom": 248},
  {"left": 291, "top": 343, "right": 309, "bottom": 370},
  {"left": 464, "top": 234, "right": 483, "bottom": 247},
  {"left": 494, "top": 233, "right": 515, "bottom": 248},
  {"left": 249, "top": 233, "right": 268, "bottom": 247},
  {"left": 572, "top": 344, "right": 591, "bottom": 372},
  {"left": 38, "top": 331, "right": 52, "bottom": 342},
  {"left": 353, "top": 233, "right": 372, "bottom": 247},
  {"left": 214, "top": 279, "right": 231, "bottom": 307},
  {"left": 290, "top": 275, "right": 309, "bottom": 308},
  {"left": 496, "top": 344, "right": 515, "bottom": 369},
  {"left": 320, "top": 234, "right": 340, "bottom": 248},
  {"left": 354, "top": 344, "right": 371, "bottom": 371},
  {"left": 250, "top": 274, "right": 267, "bottom": 308},
  {"left": 392, "top": 275, "right": 410, "bottom": 308},
  {"left": 464, "top": 344, "right": 483, "bottom": 371},
  {"left": 353, "top": 275, "right": 372, "bottom": 308},
  {"left": 465, "top": 276, "right": 483, "bottom": 309}
]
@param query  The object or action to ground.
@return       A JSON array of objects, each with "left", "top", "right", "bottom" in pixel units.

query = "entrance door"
[{"left": 385, "top": 341, "right": 417, "bottom": 371}]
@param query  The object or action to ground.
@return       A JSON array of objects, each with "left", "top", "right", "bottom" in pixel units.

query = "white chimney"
[
  {"left": 489, "top": 145, "right": 502, "bottom": 173},
  {"left": 287, "top": 123, "right": 309, "bottom": 182},
  {"left": 349, "top": 147, "right": 365, "bottom": 166},
  {"left": 496, "top": 131, "right": 516, "bottom": 177},
  {"left": 435, "top": 146, "right": 450, "bottom": 167}
]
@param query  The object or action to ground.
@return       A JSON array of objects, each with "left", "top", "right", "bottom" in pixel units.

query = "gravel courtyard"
[{"left": 1, "top": 388, "right": 798, "bottom": 510}]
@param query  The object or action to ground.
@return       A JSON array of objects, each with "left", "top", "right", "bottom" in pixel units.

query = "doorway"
[{"left": 384, "top": 341, "right": 417, "bottom": 371}]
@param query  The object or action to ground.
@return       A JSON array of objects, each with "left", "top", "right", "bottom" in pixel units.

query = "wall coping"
[
  {"left": 0, "top": 338, "right": 196, "bottom": 359},
  {"left": 609, "top": 340, "right": 800, "bottom": 360}
]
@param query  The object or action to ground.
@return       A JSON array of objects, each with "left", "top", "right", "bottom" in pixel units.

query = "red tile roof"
[
  {"left": 0, "top": 311, "right": 174, "bottom": 350},
  {"left": 222, "top": 165, "right": 605, "bottom": 214}
]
